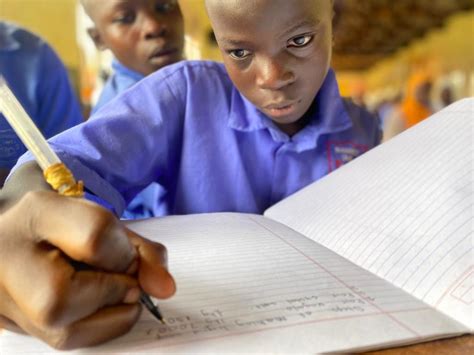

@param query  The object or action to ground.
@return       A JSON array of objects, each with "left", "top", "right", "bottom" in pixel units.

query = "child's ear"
[{"left": 87, "top": 27, "right": 107, "bottom": 50}]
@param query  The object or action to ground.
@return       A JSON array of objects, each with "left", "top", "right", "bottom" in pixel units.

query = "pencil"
[{"left": 0, "top": 75, "right": 165, "bottom": 324}]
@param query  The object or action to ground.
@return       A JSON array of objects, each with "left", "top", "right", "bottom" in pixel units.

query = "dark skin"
[
  {"left": 205, "top": 0, "right": 333, "bottom": 136},
  {"left": 0, "top": 162, "right": 176, "bottom": 349},
  {"left": 82, "top": 0, "right": 184, "bottom": 76},
  {"left": 0, "top": 0, "right": 334, "bottom": 349}
]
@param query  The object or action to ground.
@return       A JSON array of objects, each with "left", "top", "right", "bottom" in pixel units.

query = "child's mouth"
[
  {"left": 265, "top": 101, "right": 298, "bottom": 118},
  {"left": 149, "top": 48, "right": 179, "bottom": 64}
]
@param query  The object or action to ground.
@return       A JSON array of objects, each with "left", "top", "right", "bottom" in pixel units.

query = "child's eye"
[
  {"left": 113, "top": 11, "right": 136, "bottom": 24},
  {"left": 228, "top": 49, "right": 251, "bottom": 60},
  {"left": 288, "top": 34, "right": 313, "bottom": 48},
  {"left": 155, "top": 0, "right": 178, "bottom": 13}
]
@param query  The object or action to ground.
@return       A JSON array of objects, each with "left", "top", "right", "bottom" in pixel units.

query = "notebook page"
[
  {"left": 265, "top": 98, "right": 473, "bottom": 329},
  {"left": 1, "top": 213, "right": 466, "bottom": 354}
]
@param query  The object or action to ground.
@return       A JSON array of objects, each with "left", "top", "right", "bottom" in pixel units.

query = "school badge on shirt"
[{"left": 326, "top": 141, "right": 368, "bottom": 172}]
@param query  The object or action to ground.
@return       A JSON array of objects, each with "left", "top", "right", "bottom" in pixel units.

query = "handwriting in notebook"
[
  {"left": 130, "top": 289, "right": 373, "bottom": 343},
  {"left": 107, "top": 214, "right": 427, "bottom": 349}
]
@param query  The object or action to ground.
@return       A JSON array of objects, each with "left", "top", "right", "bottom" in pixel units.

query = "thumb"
[{"left": 126, "top": 229, "right": 176, "bottom": 299}]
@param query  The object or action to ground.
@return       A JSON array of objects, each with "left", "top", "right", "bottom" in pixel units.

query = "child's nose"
[
  {"left": 142, "top": 14, "right": 167, "bottom": 39},
  {"left": 256, "top": 57, "right": 295, "bottom": 91}
]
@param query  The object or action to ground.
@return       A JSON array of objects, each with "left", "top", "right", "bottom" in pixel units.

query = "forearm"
[{"left": 0, "top": 161, "right": 51, "bottom": 212}]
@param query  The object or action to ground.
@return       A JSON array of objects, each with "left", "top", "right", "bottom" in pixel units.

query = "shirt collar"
[
  {"left": 0, "top": 22, "right": 21, "bottom": 52},
  {"left": 111, "top": 59, "right": 145, "bottom": 82},
  {"left": 228, "top": 69, "right": 353, "bottom": 150}
]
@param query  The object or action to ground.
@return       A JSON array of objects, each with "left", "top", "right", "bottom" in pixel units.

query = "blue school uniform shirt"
[
  {"left": 15, "top": 60, "right": 381, "bottom": 216},
  {"left": 0, "top": 21, "right": 83, "bottom": 169},
  {"left": 91, "top": 59, "right": 144, "bottom": 115},
  {"left": 91, "top": 59, "right": 168, "bottom": 219}
]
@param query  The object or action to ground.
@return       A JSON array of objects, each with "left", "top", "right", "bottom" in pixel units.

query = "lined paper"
[
  {"left": 266, "top": 98, "right": 474, "bottom": 329},
  {"left": 2, "top": 214, "right": 466, "bottom": 353},
  {"left": 94, "top": 214, "right": 467, "bottom": 353}
]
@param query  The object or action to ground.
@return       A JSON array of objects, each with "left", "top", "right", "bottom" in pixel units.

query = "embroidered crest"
[{"left": 326, "top": 141, "right": 368, "bottom": 172}]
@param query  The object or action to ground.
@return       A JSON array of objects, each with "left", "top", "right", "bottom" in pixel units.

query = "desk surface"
[{"left": 365, "top": 334, "right": 474, "bottom": 354}]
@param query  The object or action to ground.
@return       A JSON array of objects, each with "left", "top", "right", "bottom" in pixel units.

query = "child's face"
[
  {"left": 86, "top": 0, "right": 184, "bottom": 76},
  {"left": 206, "top": 0, "right": 333, "bottom": 135}
]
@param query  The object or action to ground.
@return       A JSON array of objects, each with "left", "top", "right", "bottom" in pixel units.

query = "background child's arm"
[{"left": 0, "top": 163, "right": 175, "bottom": 349}]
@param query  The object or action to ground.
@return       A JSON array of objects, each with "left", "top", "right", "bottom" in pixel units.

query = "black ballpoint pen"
[{"left": 140, "top": 294, "right": 165, "bottom": 323}]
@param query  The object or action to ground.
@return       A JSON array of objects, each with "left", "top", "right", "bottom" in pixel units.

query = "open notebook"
[{"left": 1, "top": 99, "right": 472, "bottom": 354}]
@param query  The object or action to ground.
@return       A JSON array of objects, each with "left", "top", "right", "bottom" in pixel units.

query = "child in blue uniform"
[
  {"left": 81, "top": 0, "right": 185, "bottom": 218},
  {"left": 81, "top": 0, "right": 184, "bottom": 112},
  {"left": 0, "top": 0, "right": 381, "bottom": 349},
  {"left": 0, "top": 21, "right": 83, "bottom": 186}
]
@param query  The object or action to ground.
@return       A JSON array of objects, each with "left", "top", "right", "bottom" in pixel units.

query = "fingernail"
[{"left": 124, "top": 287, "right": 141, "bottom": 304}]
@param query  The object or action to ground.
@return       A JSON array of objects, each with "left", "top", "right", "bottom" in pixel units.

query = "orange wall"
[{"left": 0, "top": 0, "right": 80, "bottom": 68}]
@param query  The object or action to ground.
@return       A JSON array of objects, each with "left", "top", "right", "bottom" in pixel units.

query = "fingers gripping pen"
[{"left": 0, "top": 76, "right": 165, "bottom": 323}]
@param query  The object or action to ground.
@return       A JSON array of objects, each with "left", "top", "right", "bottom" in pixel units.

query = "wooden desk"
[{"left": 364, "top": 334, "right": 474, "bottom": 354}]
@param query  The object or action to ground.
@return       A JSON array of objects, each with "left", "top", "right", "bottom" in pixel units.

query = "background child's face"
[
  {"left": 207, "top": 0, "right": 333, "bottom": 134},
  {"left": 87, "top": 0, "right": 184, "bottom": 76}
]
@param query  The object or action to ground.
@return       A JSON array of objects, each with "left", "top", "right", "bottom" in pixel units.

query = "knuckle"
[
  {"left": 14, "top": 191, "right": 40, "bottom": 216},
  {"left": 19, "top": 190, "right": 52, "bottom": 210},
  {"left": 32, "top": 270, "right": 70, "bottom": 328},
  {"left": 78, "top": 206, "right": 134, "bottom": 271},
  {"left": 15, "top": 191, "right": 53, "bottom": 229},
  {"left": 21, "top": 190, "right": 44, "bottom": 204},
  {"left": 77, "top": 207, "right": 116, "bottom": 260}
]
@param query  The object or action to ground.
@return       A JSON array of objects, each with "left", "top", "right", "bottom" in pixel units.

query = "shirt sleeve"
[
  {"left": 35, "top": 42, "right": 84, "bottom": 138},
  {"left": 37, "top": 70, "right": 185, "bottom": 216}
]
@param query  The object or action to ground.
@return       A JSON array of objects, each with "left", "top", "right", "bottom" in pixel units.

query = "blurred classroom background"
[{"left": 1, "top": 0, "right": 473, "bottom": 129}]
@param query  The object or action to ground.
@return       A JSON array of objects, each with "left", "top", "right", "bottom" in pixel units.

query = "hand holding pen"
[{"left": 0, "top": 77, "right": 175, "bottom": 349}]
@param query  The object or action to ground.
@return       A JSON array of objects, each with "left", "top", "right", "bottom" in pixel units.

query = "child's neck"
[{"left": 275, "top": 101, "right": 316, "bottom": 137}]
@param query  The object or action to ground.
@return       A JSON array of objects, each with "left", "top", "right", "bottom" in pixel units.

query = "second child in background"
[{"left": 81, "top": 0, "right": 185, "bottom": 219}]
